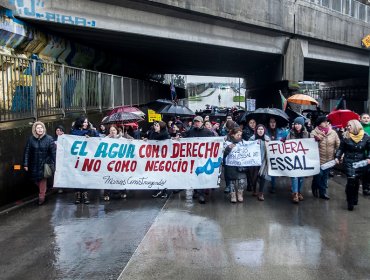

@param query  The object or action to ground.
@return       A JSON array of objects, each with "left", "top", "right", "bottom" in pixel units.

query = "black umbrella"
[
  {"left": 285, "top": 107, "right": 307, "bottom": 125},
  {"left": 158, "top": 104, "right": 195, "bottom": 117},
  {"left": 241, "top": 108, "right": 289, "bottom": 127},
  {"left": 146, "top": 99, "right": 173, "bottom": 112},
  {"left": 101, "top": 112, "right": 143, "bottom": 124}
]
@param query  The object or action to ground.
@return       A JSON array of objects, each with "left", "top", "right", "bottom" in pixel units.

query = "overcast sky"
[{"left": 186, "top": 75, "right": 241, "bottom": 84}]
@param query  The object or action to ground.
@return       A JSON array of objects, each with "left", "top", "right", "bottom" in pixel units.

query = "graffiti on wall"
[{"left": 9, "top": 0, "right": 96, "bottom": 27}]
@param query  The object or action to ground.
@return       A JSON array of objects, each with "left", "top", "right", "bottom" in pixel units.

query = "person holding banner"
[
  {"left": 310, "top": 116, "right": 340, "bottom": 200},
  {"left": 224, "top": 127, "right": 248, "bottom": 203},
  {"left": 147, "top": 121, "right": 172, "bottom": 199},
  {"left": 249, "top": 124, "right": 271, "bottom": 201},
  {"left": 71, "top": 116, "right": 100, "bottom": 204},
  {"left": 23, "top": 121, "right": 56, "bottom": 205},
  {"left": 266, "top": 117, "right": 288, "bottom": 194},
  {"left": 286, "top": 117, "right": 310, "bottom": 203},
  {"left": 243, "top": 118, "right": 257, "bottom": 193},
  {"left": 102, "top": 125, "right": 132, "bottom": 201},
  {"left": 335, "top": 119, "right": 370, "bottom": 211},
  {"left": 182, "top": 116, "right": 214, "bottom": 204}
]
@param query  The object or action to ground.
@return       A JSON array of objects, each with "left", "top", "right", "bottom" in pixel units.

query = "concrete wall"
[{"left": 145, "top": 0, "right": 370, "bottom": 49}]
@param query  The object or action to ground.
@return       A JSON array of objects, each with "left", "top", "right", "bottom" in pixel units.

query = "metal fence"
[
  {"left": 0, "top": 54, "right": 165, "bottom": 122},
  {"left": 307, "top": 0, "right": 370, "bottom": 22}
]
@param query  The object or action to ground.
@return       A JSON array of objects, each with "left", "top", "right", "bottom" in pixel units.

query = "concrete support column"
[{"left": 283, "top": 38, "right": 304, "bottom": 82}]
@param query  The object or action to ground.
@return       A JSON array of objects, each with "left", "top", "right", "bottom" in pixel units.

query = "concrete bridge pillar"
[{"left": 283, "top": 38, "right": 304, "bottom": 82}]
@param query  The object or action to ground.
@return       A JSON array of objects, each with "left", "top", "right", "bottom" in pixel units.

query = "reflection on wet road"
[
  {"left": 119, "top": 176, "right": 370, "bottom": 280},
  {"left": 1, "top": 176, "right": 370, "bottom": 279},
  {"left": 0, "top": 190, "right": 165, "bottom": 280}
]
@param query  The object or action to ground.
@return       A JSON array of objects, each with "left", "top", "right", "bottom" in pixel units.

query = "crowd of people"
[{"left": 22, "top": 110, "right": 370, "bottom": 211}]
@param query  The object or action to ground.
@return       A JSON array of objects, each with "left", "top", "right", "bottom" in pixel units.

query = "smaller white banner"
[
  {"left": 225, "top": 140, "right": 261, "bottom": 167},
  {"left": 266, "top": 139, "right": 320, "bottom": 177}
]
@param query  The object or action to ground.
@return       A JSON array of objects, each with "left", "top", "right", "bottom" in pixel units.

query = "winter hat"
[
  {"left": 293, "top": 117, "right": 305, "bottom": 126},
  {"left": 55, "top": 125, "right": 65, "bottom": 133},
  {"left": 315, "top": 116, "right": 328, "bottom": 127}
]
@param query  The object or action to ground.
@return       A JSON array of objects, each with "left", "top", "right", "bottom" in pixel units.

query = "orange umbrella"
[{"left": 287, "top": 94, "right": 318, "bottom": 106}]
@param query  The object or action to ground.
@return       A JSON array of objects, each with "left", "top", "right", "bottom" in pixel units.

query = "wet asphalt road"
[
  {"left": 1, "top": 174, "right": 370, "bottom": 280},
  {"left": 0, "top": 190, "right": 166, "bottom": 280}
]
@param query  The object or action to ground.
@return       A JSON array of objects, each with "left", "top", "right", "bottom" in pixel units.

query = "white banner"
[
  {"left": 225, "top": 140, "right": 261, "bottom": 166},
  {"left": 54, "top": 135, "right": 224, "bottom": 190},
  {"left": 266, "top": 139, "right": 320, "bottom": 177}
]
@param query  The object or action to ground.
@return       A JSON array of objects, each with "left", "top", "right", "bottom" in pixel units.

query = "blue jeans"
[
  {"left": 312, "top": 169, "right": 330, "bottom": 196},
  {"left": 291, "top": 177, "right": 304, "bottom": 193},
  {"left": 271, "top": 176, "right": 276, "bottom": 190}
]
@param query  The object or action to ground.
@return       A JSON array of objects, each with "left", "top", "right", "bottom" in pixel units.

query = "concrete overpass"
[{"left": 2, "top": 0, "right": 370, "bottom": 106}]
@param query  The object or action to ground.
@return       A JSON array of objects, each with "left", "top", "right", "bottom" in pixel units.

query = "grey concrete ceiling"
[{"left": 28, "top": 19, "right": 368, "bottom": 82}]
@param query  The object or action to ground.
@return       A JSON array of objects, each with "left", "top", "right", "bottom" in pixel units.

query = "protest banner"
[
  {"left": 54, "top": 135, "right": 224, "bottom": 190},
  {"left": 224, "top": 140, "right": 261, "bottom": 167},
  {"left": 266, "top": 138, "right": 320, "bottom": 177}
]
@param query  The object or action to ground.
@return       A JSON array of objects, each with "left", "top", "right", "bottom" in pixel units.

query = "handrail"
[{"left": 0, "top": 54, "right": 166, "bottom": 122}]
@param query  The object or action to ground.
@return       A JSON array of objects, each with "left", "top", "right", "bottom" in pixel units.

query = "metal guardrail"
[
  {"left": 307, "top": 0, "right": 370, "bottom": 23},
  {"left": 0, "top": 54, "right": 161, "bottom": 122}
]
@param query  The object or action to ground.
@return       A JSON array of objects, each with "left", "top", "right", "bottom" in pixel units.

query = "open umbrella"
[
  {"left": 146, "top": 99, "right": 173, "bottom": 111},
  {"left": 241, "top": 108, "right": 289, "bottom": 127},
  {"left": 327, "top": 109, "right": 360, "bottom": 129},
  {"left": 287, "top": 94, "right": 318, "bottom": 106},
  {"left": 108, "top": 105, "right": 145, "bottom": 117},
  {"left": 101, "top": 112, "right": 143, "bottom": 125},
  {"left": 158, "top": 104, "right": 195, "bottom": 117}
]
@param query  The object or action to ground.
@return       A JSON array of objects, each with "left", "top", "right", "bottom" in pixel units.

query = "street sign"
[{"left": 362, "top": 34, "right": 370, "bottom": 48}]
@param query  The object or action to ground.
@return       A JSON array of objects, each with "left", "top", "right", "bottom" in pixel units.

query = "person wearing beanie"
[
  {"left": 287, "top": 116, "right": 310, "bottom": 203},
  {"left": 310, "top": 116, "right": 340, "bottom": 200},
  {"left": 54, "top": 125, "right": 65, "bottom": 142},
  {"left": 23, "top": 121, "right": 56, "bottom": 205},
  {"left": 360, "top": 113, "right": 370, "bottom": 195},
  {"left": 181, "top": 115, "right": 214, "bottom": 204}
]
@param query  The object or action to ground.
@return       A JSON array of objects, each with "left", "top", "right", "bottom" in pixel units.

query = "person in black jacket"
[
  {"left": 71, "top": 115, "right": 99, "bottom": 204},
  {"left": 23, "top": 121, "right": 56, "bottom": 205},
  {"left": 182, "top": 116, "right": 214, "bottom": 204},
  {"left": 147, "top": 121, "right": 172, "bottom": 199},
  {"left": 335, "top": 119, "right": 370, "bottom": 211}
]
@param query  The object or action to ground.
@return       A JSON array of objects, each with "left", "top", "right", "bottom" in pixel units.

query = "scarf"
[
  {"left": 318, "top": 126, "right": 330, "bottom": 135},
  {"left": 349, "top": 129, "right": 364, "bottom": 143}
]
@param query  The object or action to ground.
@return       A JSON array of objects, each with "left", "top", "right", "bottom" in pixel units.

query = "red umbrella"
[
  {"left": 327, "top": 110, "right": 360, "bottom": 128},
  {"left": 123, "top": 122, "right": 138, "bottom": 128},
  {"left": 108, "top": 106, "right": 145, "bottom": 117}
]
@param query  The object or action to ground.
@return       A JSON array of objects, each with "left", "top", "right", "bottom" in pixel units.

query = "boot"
[
  {"left": 82, "top": 192, "right": 90, "bottom": 204},
  {"left": 152, "top": 189, "right": 163, "bottom": 198},
  {"left": 311, "top": 185, "right": 318, "bottom": 198},
  {"left": 237, "top": 190, "right": 244, "bottom": 202},
  {"left": 230, "top": 192, "right": 237, "bottom": 203},
  {"left": 292, "top": 192, "right": 299, "bottom": 203},
  {"left": 103, "top": 191, "right": 110, "bottom": 201},
  {"left": 75, "top": 192, "right": 81, "bottom": 204},
  {"left": 257, "top": 192, "right": 264, "bottom": 201},
  {"left": 298, "top": 193, "right": 304, "bottom": 201},
  {"left": 120, "top": 190, "right": 127, "bottom": 199},
  {"left": 161, "top": 189, "right": 168, "bottom": 199},
  {"left": 38, "top": 197, "right": 45, "bottom": 205}
]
